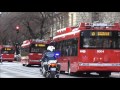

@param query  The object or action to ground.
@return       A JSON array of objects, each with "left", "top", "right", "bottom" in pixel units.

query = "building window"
[
  {"left": 92, "top": 12, "right": 99, "bottom": 22},
  {"left": 61, "top": 16, "right": 64, "bottom": 28},
  {"left": 71, "top": 14, "right": 73, "bottom": 26},
  {"left": 53, "top": 18, "right": 56, "bottom": 30}
]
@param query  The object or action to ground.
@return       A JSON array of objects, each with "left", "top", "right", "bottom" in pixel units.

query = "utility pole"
[
  {"left": 16, "top": 25, "right": 20, "bottom": 45},
  {"left": 15, "top": 25, "right": 20, "bottom": 61}
]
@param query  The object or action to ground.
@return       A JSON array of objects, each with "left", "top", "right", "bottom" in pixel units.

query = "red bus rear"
[
  {"left": 21, "top": 39, "right": 48, "bottom": 66},
  {"left": 53, "top": 23, "right": 120, "bottom": 77},
  {"left": 1, "top": 45, "right": 15, "bottom": 62}
]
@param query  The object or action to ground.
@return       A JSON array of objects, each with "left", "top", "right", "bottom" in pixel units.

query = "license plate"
[{"left": 50, "top": 68, "right": 56, "bottom": 71}]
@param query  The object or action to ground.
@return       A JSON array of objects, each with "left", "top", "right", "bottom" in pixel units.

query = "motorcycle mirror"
[{"left": 40, "top": 60, "right": 42, "bottom": 62}]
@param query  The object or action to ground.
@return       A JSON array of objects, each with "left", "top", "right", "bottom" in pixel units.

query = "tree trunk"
[{"left": 26, "top": 21, "right": 36, "bottom": 39}]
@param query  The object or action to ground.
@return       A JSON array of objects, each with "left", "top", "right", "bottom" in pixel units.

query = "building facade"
[
  {"left": 49, "top": 12, "right": 69, "bottom": 38},
  {"left": 49, "top": 12, "right": 92, "bottom": 38},
  {"left": 50, "top": 12, "right": 120, "bottom": 38}
]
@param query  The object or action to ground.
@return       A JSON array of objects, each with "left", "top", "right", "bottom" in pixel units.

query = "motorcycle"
[
  {"left": 40, "top": 59, "right": 60, "bottom": 78},
  {"left": 40, "top": 60, "right": 60, "bottom": 78},
  {"left": 39, "top": 49, "right": 61, "bottom": 78}
]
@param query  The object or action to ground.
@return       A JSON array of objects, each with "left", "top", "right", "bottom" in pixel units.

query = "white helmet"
[{"left": 47, "top": 46, "right": 55, "bottom": 52}]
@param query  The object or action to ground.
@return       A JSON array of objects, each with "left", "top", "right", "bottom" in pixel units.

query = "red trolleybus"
[
  {"left": 0, "top": 45, "right": 15, "bottom": 62},
  {"left": 53, "top": 23, "right": 120, "bottom": 77},
  {"left": 21, "top": 39, "right": 48, "bottom": 66}
]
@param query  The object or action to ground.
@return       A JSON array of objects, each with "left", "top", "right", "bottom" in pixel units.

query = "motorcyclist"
[
  {"left": 41, "top": 45, "right": 55, "bottom": 61},
  {"left": 40, "top": 45, "right": 56, "bottom": 70},
  {"left": 40, "top": 45, "right": 60, "bottom": 78}
]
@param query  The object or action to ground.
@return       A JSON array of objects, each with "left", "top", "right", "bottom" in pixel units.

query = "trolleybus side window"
[
  {"left": 117, "top": 31, "right": 120, "bottom": 49},
  {"left": 55, "top": 38, "right": 78, "bottom": 56},
  {"left": 118, "top": 38, "right": 120, "bottom": 48},
  {"left": 21, "top": 48, "right": 29, "bottom": 56},
  {"left": 67, "top": 38, "right": 78, "bottom": 56},
  {"left": 61, "top": 41, "right": 65, "bottom": 56}
]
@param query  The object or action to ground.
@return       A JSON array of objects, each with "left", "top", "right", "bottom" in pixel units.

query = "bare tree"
[{"left": 0, "top": 12, "right": 61, "bottom": 45}]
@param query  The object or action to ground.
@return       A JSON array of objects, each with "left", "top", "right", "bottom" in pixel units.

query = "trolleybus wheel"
[
  {"left": 98, "top": 72, "right": 111, "bottom": 77},
  {"left": 27, "top": 64, "right": 31, "bottom": 67}
]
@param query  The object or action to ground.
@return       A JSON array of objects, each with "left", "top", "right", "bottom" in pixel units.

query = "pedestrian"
[{"left": 0, "top": 53, "right": 2, "bottom": 63}]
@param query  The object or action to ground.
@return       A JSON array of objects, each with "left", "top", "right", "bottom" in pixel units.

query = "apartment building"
[{"left": 50, "top": 12, "right": 120, "bottom": 38}]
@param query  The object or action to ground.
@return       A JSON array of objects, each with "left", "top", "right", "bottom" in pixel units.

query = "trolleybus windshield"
[
  {"left": 80, "top": 30, "right": 120, "bottom": 49},
  {"left": 1, "top": 48, "right": 15, "bottom": 54},
  {"left": 30, "top": 43, "right": 46, "bottom": 53}
]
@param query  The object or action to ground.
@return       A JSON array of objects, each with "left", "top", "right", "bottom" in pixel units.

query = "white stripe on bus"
[{"left": 79, "top": 63, "right": 120, "bottom": 66}]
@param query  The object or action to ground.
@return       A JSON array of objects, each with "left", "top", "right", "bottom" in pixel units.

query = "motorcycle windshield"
[
  {"left": 47, "top": 57, "right": 56, "bottom": 60},
  {"left": 46, "top": 52, "right": 56, "bottom": 60}
]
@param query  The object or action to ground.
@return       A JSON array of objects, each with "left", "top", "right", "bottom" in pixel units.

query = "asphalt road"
[{"left": 0, "top": 62, "right": 120, "bottom": 78}]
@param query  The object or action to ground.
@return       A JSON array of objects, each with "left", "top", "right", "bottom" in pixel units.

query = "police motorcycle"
[{"left": 40, "top": 46, "right": 60, "bottom": 78}]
